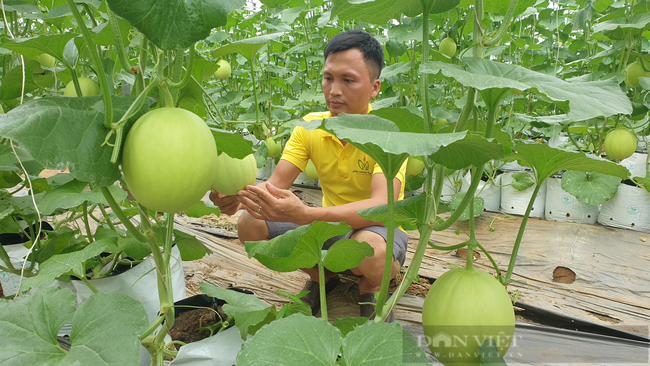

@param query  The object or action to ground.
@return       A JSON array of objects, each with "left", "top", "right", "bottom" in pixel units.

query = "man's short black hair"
[{"left": 324, "top": 30, "right": 384, "bottom": 80}]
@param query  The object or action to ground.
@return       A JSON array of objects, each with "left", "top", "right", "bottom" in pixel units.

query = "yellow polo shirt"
[{"left": 281, "top": 108, "right": 407, "bottom": 208}]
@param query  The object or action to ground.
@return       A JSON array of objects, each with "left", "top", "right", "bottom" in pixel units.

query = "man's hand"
[
  {"left": 238, "top": 182, "right": 309, "bottom": 224},
  {"left": 208, "top": 189, "right": 241, "bottom": 216}
]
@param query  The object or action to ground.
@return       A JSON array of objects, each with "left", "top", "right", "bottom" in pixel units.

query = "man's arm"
[{"left": 238, "top": 168, "right": 401, "bottom": 230}]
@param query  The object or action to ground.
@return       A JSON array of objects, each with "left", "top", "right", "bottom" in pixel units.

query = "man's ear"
[{"left": 370, "top": 78, "right": 381, "bottom": 98}]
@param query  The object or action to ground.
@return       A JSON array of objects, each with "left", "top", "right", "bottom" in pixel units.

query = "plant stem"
[
  {"left": 100, "top": 186, "right": 148, "bottom": 243},
  {"left": 82, "top": 204, "right": 94, "bottom": 242},
  {"left": 420, "top": 0, "right": 432, "bottom": 133},
  {"left": 98, "top": 204, "right": 117, "bottom": 231},
  {"left": 482, "top": 0, "right": 519, "bottom": 47},
  {"left": 503, "top": 183, "right": 542, "bottom": 283},
  {"left": 107, "top": 6, "right": 133, "bottom": 74},
  {"left": 80, "top": 275, "right": 100, "bottom": 294},
  {"left": 374, "top": 177, "right": 396, "bottom": 321},
  {"left": 66, "top": 0, "right": 112, "bottom": 128},
  {"left": 433, "top": 169, "right": 482, "bottom": 231},
  {"left": 318, "top": 259, "right": 328, "bottom": 320},
  {"left": 166, "top": 44, "right": 195, "bottom": 89}
]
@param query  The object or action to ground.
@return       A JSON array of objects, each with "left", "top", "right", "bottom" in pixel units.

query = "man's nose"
[{"left": 330, "top": 80, "right": 343, "bottom": 96}]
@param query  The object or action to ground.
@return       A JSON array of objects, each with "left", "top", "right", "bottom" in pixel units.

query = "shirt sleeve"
[{"left": 280, "top": 126, "right": 309, "bottom": 171}]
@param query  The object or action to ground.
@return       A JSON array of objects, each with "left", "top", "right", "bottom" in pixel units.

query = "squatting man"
[{"left": 210, "top": 30, "right": 408, "bottom": 322}]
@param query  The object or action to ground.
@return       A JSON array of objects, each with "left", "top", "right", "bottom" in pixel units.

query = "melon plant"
[
  {"left": 422, "top": 267, "right": 515, "bottom": 366},
  {"left": 604, "top": 128, "right": 637, "bottom": 160},
  {"left": 212, "top": 153, "right": 257, "bottom": 195},
  {"left": 122, "top": 107, "right": 217, "bottom": 213}
]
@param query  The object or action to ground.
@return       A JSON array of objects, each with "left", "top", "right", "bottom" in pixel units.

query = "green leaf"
[
  {"left": 450, "top": 192, "right": 485, "bottom": 220},
  {"left": 92, "top": 17, "right": 133, "bottom": 48},
  {"left": 510, "top": 171, "right": 535, "bottom": 191},
  {"left": 509, "top": 142, "right": 630, "bottom": 183},
  {"left": 0, "top": 61, "right": 44, "bottom": 101},
  {"left": 331, "top": 0, "right": 459, "bottom": 23},
  {"left": 340, "top": 321, "right": 432, "bottom": 366},
  {"left": 174, "top": 231, "right": 211, "bottom": 261},
  {"left": 421, "top": 58, "right": 632, "bottom": 121},
  {"left": 359, "top": 194, "right": 427, "bottom": 231},
  {"left": 211, "top": 128, "right": 255, "bottom": 159},
  {"left": 0, "top": 0, "right": 40, "bottom": 13},
  {"left": 245, "top": 222, "right": 351, "bottom": 272},
  {"left": 0, "top": 287, "right": 148, "bottom": 366},
  {"left": 37, "top": 179, "right": 127, "bottom": 216},
  {"left": 485, "top": 0, "right": 535, "bottom": 17},
  {"left": 106, "top": 0, "right": 245, "bottom": 50},
  {"left": 0, "top": 33, "right": 78, "bottom": 66},
  {"left": 66, "top": 292, "right": 149, "bottom": 365},
  {"left": 200, "top": 283, "right": 275, "bottom": 339},
  {"left": 200, "top": 283, "right": 268, "bottom": 314},
  {"left": 183, "top": 200, "right": 221, "bottom": 218},
  {"left": 321, "top": 114, "right": 504, "bottom": 174},
  {"left": 116, "top": 235, "right": 151, "bottom": 260},
  {"left": 370, "top": 107, "right": 424, "bottom": 133},
  {"left": 20, "top": 237, "right": 118, "bottom": 292},
  {"left": 323, "top": 239, "right": 374, "bottom": 273},
  {"left": 478, "top": 339, "right": 508, "bottom": 366},
  {"left": 332, "top": 317, "right": 369, "bottom": 338},
  {"left": 561, "top": 171, "right": 621, "bottom": 206},
  {"left": 593, "top": 14, "right": 650, "bottom": 32},
  {"left": 236, "top": 314, "right": 342, "bottom": 366},
  {"left": 0, "top": 95, "right": 151, "bottom": 187},
  {"left": 212, "top": 33, "right": 285, "bottom": 62}
]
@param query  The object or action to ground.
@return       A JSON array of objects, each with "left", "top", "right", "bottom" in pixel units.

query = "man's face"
[{"left": 322, "top": 48, "right": 381, "bottom": 116}]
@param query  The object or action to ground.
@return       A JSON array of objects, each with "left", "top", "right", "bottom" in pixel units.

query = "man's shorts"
[{"left": 267, "top": 222, "right": 408, "bottom": 269}]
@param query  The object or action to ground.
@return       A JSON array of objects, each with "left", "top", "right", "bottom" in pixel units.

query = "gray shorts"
[{"left": 267, "top": 222, "right": 408, "bottom": 269}]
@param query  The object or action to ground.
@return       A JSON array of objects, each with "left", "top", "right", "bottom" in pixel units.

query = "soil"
[
  {"left": 388, "top": 271, "right": 432, "bottom": 297},
  {"left": 169, "top": 308, "right": 225, "bottom": 349}
]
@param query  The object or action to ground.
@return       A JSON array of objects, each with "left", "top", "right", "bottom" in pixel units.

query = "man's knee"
[{"left": 237, "top": 212, "right": 269, "bottom": 243}]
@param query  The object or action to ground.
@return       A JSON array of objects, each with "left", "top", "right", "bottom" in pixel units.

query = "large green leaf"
[
  {"left": 485, "top": 0, "right": 535, "bottom": 17},
  {"left": 200, "top": 283, "right": 274, "bottom": 340},
  {"left": 340, "top": 321, "right": 432, "bottom": 366},
  {"left": 20, "top": 237, "right": 118, "bottom": 292},
  {"left": 561, "top": 171, "right": 622, "bottom": 206},
  {"left": 593, "top": 14, "right": 650, "bottom": 32},
  {"left": 321, "top": 114, "right": 504, "bottom": 174},
  {"left": 0, "top": 33, "right": 78, "bottom": 67},
  {"left": 211, "top": 128, "right": 255, "bottom": 159},
  {"left": 331, "top": 0, "right": 460, "bottom": 23},
  {"left": 359, "top": 194, "right": 427, "bottom": 231},
  {"left": 421, "top": 58, "right": 632, "bottom": 121},
  {"left": 0, "top": 287, "right": 148, "bottom": 366},
  {"left": 322, "top": 239, "right": 374, "bottom": 273},
  {"left": 236, "top": 314, "right": 342, "bottom": 366},
  {"left": 0, "top": 61, "right": 47, "bottom": 101},
  {"left": 37, "top": 179, "right": 127, "bottom": 216},
  {"left": 0, "top": 95, "right": 150, "bottom": 187},
  {"left": 0, "top": 0, "right": 40, "bottom": 13},
  {"left": 211, "top": 33, "right": 285, "bottom": 62},
  {"left": 106, "top": 0, "right": 245, "bottom": 50},
  {"left": 245, "top": 222, "right": 351, "bottom": 273},
  {"left": 507, "top": 142, "right": 630, "bottom": 183}
]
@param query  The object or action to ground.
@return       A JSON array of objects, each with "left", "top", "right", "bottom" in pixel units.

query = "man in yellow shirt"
[{"left": 210, "top": 30, "right": 408, "bottom": 322}]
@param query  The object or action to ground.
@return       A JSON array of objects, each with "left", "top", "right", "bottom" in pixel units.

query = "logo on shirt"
[{"left": 358, "top": 157, "right": 370, "bottom": 171}]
